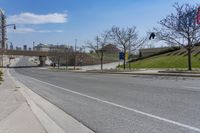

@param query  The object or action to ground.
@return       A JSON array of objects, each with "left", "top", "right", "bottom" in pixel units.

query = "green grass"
[{"left": 123, "top": 55, "right": 200, "bottom": 69}]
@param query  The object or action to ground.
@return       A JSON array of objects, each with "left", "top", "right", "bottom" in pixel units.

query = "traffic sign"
[
  {"left": 119, "top": 52, "right": 129, "bottom": 60},
  {"left": 119, "top": 52, "right": 124, "bottom": 60},
  {"left": 125, "top": 52, "right": 129, "bottom": 60},
  {"left": 197, "top": 7, "right": 200, "bottom": 25}
]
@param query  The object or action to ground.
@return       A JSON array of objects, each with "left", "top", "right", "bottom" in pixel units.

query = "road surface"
[{"left": 10, "top": 57, "right": 200, "bottom": 133}]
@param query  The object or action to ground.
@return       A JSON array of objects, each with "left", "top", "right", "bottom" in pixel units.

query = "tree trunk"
[
  {"left": 123, "top": 48, "right": 126, "bottom": 70},
  {"left": 74, "top": 53, "right": 76, "bottom": 70},
  {"left": 100, "top": 51, "right": 103, "bottom": 70},
  {"left": 58, "top": 56, "right": 60, "bottom": 69},
  {"left": 66, "top": 54, "right": 68, "bottom": 70},
  {"left": 187, "top": 48, "right": 192, "bottom": 71},
  {"left": 53, "top": 58, "right": 55, "bottom": 68}
]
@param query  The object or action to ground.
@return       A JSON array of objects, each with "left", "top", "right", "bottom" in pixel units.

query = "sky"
[{"left": 0, "top": 0, "right": 198, "bottom": 48}]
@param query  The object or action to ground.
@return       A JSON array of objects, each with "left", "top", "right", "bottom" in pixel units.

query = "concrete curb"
[
  {"left": 61, "top": 70, "right": 200, "bottom": 78},
  {"left": 7, "top": 69, "right": 94, "bottom": 133}
]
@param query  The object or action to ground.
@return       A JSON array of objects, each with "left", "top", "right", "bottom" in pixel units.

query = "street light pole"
[
  {"left": 74, "top": 39, "right": 77, "bottom": 70},
  {"left": 0, "top": 9, "right": 16, "bottom": 68},
  {"left": 0, "top": 9, "right": 5, "bottom": 68}
]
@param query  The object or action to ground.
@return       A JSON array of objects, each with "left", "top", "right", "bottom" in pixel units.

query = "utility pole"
[
  {"left": 1, "top": 12, "right": 6, "bottom": 49},
  {"left": 96, "top": 36, "right": 99, "bottom": 51},
  {"left": 56, "top": 43, "right": 60, "bottom": 69},
  {"left": 65, "top": 46, "right": 68, "bottom": 70},
  {"left": 0, "top": 9, "right": 16, "bottom": 68},
  {"left": 96, "top": 35, "right": 103, "bottom": 70},
  {"left": 0, "top": 9, "right": 6, "bottom": 68},
  {"left": 74, "top": 39, "right": 77, "bottom": 70}
]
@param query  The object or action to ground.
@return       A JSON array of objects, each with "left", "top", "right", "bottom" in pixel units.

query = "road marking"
[
  {"left": 184, "top": 86, "right": 200, "bottom": 90},
  {"left": 24, "top": 76, "right": 200, "bottom": 132}
]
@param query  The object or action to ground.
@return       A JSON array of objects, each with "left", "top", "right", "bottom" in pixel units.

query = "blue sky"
[{"left": 0, "top": 0, "right": 198, "bottom": 48}]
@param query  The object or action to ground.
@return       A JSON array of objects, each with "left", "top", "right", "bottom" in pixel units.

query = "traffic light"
[{"left": 149, "top": 33, "right": 155, "bottom": 40}]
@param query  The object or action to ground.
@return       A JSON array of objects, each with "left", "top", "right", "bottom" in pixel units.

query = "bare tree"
[
  {"left": 108, "top": 26, "right": 145, "bottom": 69},
  {"left": 86, "top": 32, "right": 109, "bottom": 70},
  {"left": 155, "top": 3, "right": 200, "bottom": 71},
  {"left": 64, "top": 46, "right": 69, "bottom": 69},
  {"left": 49, "top": 48, "right": 58, "bottom": 68}
]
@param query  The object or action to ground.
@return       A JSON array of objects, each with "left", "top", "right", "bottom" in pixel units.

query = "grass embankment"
[
  {"left": 88, "top": 53, "right": 118, "bottom": 61},
  {"left": 123, "top": 55, "right": 200, "bottom": 69}
]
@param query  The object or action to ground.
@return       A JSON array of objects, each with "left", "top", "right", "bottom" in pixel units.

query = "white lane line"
[
  {"left": 184, "top": 86, "right": 200, "bottom": 90},
  {"left": 26, "top": 76, "right": 200, "bottom": 132}
]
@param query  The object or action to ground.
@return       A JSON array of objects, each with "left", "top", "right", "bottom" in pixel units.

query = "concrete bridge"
[{"left": 0, "top": 49, "right": 50, "bottom": 66}]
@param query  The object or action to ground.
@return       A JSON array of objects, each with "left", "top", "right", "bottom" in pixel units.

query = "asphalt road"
[{"left": 10, "top": 57, "right": 200, "bottom": 133}]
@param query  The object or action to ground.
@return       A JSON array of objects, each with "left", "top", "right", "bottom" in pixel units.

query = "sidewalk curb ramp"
[{"left": 7, "top": 69, "right": 94, "bottom": 133}]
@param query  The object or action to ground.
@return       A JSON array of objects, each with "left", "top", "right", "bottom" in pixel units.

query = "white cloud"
[
  {"left": 8, "top": 28, "right": 64, "bottom": 33},
  {"left": 55, "top": 30, "right": 63, "bottom": 33},
  {"left": 8, "top": 12, "right": 68, "bottom": 24}
]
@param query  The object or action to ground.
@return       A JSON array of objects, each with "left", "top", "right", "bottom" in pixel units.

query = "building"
[
  {"left": 99, "top": 44, "right": 120, "bottom": 53},
  {"left": 34, "top": 43, "right": 50, "bottom": 51},
  {"left": 10, "top": 44, "right": 13, "bottom": 50},
  {"left": 23, "top": 45, "right": 27, "bottom": 51},
  {"left": 16, "top": 47, "right": 22, "bottom": 50},
  {"left": 34, "top": 43, "right": 68, "bottom": 52}
]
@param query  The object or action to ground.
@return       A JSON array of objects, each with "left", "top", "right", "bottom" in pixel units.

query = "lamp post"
[
  {"left": 74, "top": 39, "right": 77, "bottom": 70},
  {"left": 0, "top": 9, "right": 16, "bottom": 68}
]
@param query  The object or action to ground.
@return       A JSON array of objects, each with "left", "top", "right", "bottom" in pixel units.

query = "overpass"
[{"left": 0, "top": 49, "right": 50, "bottom": 66}]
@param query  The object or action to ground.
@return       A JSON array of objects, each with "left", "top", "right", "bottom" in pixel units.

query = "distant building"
[
  {"left": 16, "top": 47, "right": 22, "bottom": 50},
  {"left": 10, "top": 44, "right": 13, "bottom": 50},
  {"left": 23, "top": 45, "right": 27, "bottom": 51},
  {"left": 34, "top": 43, "right": 68, "bottom": 52},
  {"left": 99, "top": 44, "right": 120, "bottom": 53},
  {"left": 34, "top": 43, "right": 50, "bottom": 51}
]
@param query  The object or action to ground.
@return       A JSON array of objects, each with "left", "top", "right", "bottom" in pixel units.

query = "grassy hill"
[{"left": 125, "top": 46, "right": 200, "bottom": 69}]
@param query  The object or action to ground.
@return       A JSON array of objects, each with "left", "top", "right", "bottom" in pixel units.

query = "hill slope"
[{"left": 128, "top": 46, "right": 200, "bottom": 69}]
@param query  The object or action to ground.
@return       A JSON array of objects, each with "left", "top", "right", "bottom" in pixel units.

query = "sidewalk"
[
  {"left": 0, "top": 57, "right": 94, "bottom": 133},
  {"left": 48, "top": 61, "right": 122, "bottom": 71},
  {"left": 47, "top": 60, "right": 200, "bottom": 78},
  {"left": 0, "top": 69, "right": 46, "bottom": 133}
]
